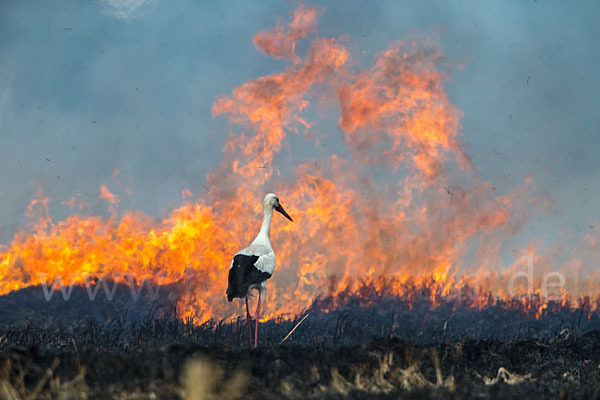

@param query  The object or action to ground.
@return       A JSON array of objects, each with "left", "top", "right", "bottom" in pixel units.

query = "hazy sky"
[{"left": 0, "top": 0, "right": 598, "bottom": 253}]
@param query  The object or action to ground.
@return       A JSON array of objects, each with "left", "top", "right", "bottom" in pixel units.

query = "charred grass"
[
  {"left": 1, "top": 330, "right": 600, "bottom": 399},
  {"left": 1, "top": 287, "right": 600, "bottom": 398}
]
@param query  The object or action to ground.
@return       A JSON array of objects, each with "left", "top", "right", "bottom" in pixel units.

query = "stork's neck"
[{"left": 251, "top": 205, "right": 273, "bottom": 246}]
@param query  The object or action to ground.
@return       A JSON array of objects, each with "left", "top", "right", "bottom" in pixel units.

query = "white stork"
[{"left": 226, "top": 193, "right": 293, "bottom": 348}]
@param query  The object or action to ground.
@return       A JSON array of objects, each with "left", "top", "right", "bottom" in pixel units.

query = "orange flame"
[
  {"left": 253, "top": 4, "right": 320, "bottom": 62},
  {"left": 0, "top": 6, "right": 598, "bottom": 323}
]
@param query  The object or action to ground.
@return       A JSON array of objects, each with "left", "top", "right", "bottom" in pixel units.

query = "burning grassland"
[
  {"left": 0, "top": 4, "right": 598, "bottom": 327},
  {"left": 1, "top": 280, "right": 599, "bottom": 349},
  {"left": 0, "top": 278, "right": 598, "bottom": 399}
]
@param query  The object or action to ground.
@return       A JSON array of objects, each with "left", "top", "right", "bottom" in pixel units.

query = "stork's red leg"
[
  {"left": 254, "top": 291, "right": 261, "bottom": 348},
  {"left": 245, "top": 297, "right": 252, "bottom": 348}
]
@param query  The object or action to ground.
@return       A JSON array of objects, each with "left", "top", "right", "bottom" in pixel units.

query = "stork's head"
[{"left": 264, "top": 193, "right": 293, "bottom": 222}]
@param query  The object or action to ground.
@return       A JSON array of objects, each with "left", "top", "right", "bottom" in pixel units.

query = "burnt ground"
[
  {"left": 1, "top": 284, "right": 600, "bottom": 398},
  {"left": 2, "top": 331, "right": 600, "bottom": 399}
]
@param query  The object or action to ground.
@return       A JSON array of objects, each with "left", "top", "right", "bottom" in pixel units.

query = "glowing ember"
[{"left": 0, "top": 5, "right": 598, "bottom": 323}]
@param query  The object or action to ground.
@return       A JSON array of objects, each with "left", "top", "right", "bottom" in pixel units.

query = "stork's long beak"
[{"left": 275, "top": 204, "right": 293, "bottom": 222}]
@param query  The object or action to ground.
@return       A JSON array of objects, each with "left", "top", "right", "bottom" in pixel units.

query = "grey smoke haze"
[{"left": 0, "top": 0, "right": 598, "bottom": 258}]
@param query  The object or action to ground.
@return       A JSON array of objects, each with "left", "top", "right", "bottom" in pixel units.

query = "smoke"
[
  {"left": 0, "top": 1, "right": 598, "bottom": 245},
  {"left": 99, "top": 0, "right": 158, "bottom": 20}
]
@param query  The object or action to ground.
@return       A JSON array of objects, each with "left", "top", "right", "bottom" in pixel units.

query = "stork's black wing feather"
[{"left": 226, "top": 254, "right": 272, "bottom": 302}]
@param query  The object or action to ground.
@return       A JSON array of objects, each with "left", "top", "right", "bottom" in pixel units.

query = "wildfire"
[{"left": 0, "top": 5, "right": 598, "bottom": 323}]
